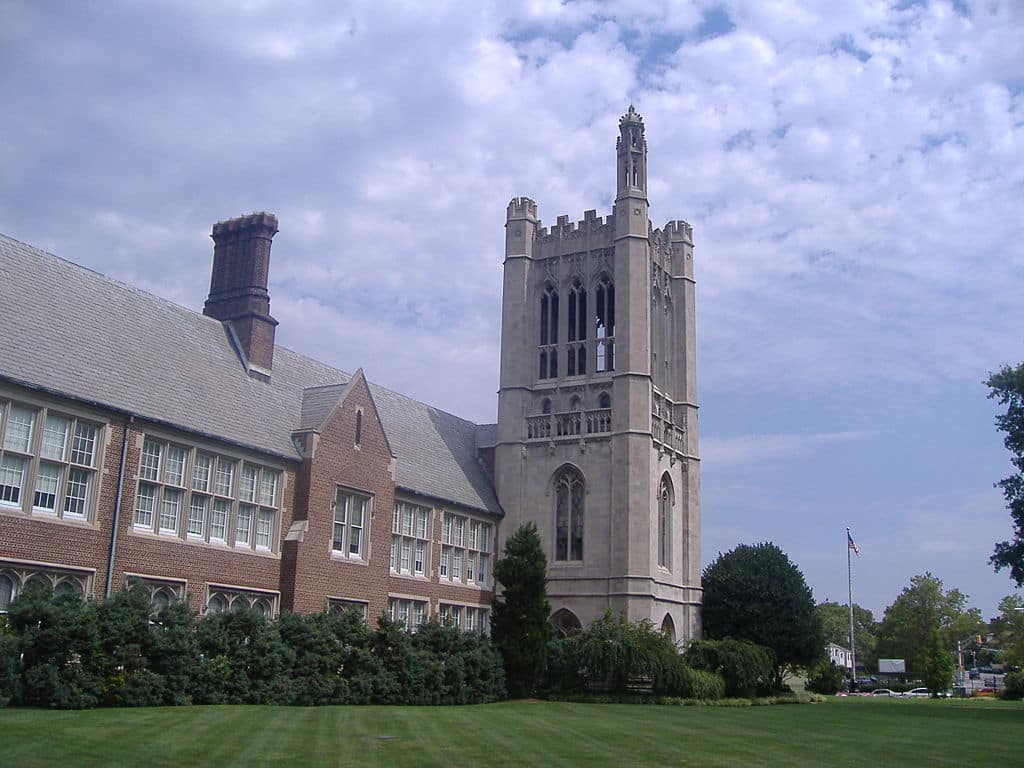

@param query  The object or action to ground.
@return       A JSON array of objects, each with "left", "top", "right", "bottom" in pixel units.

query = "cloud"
[
  {"left": 702, "top": 430, "right": 873, "bottom": 467},
  {"left": 1, "top": 0, "right": 1022, "bottom": 617}
]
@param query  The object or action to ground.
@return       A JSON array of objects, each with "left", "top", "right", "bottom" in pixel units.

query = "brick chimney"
[{"left": 204, "top": 212, "right": 280, "bottom": 377}]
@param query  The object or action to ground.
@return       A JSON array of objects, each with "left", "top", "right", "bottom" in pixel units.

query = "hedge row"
[{"left": 0, "top": 583, "right": 505, "bottom": 709}]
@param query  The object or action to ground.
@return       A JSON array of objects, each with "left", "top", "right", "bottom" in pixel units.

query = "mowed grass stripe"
[{"left": 2, "top": 699, "right": 1022, "bottom": 767}]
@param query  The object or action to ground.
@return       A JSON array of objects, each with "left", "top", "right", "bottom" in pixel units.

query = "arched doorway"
[{"left": 551, "top": 608, "right": 583, "bottom": 637}]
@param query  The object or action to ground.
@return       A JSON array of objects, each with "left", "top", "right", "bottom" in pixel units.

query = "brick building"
[{"left": 0, "top": 108, "right": 701, "bottom": 640}]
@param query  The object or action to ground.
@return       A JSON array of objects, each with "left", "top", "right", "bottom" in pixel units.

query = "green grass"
[{"left": 1, "top": 698, "right": 1020, "bottom": 767}]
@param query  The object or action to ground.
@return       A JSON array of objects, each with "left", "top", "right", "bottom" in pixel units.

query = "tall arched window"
[
  {"left": 539, "top": 284, "right": 559, "bottom": 380},
  {"left": 661, "top": 613, "right": 676, "bottom": 643},
  {"left": 595, "top": 276, "right": 615, "bottom": 372},
  {"left": 567, "top": 280, "right": 587, "bottom": 376},
  {"left": 658, "top": 474, "right": 673, "bottom": 569},
  {"left": 554, "top": 465, "right": 585, "bottom": 561}
]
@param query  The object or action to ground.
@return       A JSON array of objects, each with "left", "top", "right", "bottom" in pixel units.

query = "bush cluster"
[
  {"left": 1001, "top": 671, "right": 1024, "bottom": 700},
  {"left": 684, "top": 638, "right": 775, "bottom": 697},
  {"left": 542, "top": 611, "right": 726, "bottom": 700},
  {"left": 804, "top": 661, "right": 847, "bottom": 695},
  {"left": 0, "top": 583, "right": 505, "bottom": 709}
]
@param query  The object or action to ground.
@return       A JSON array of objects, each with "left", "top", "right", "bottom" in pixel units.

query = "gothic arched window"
[
  {"left": 554, "top": 465, "right": 584, "bottom": 561},
  {"left": 552, "top": 608, "right": 583, "bottom": 637},
  {"left": 595, "top": 276, "right": 615, "bottom": 372},
  {"left": 658, "top": 474, "right": 673, "bottom": 569},
  {"left": 661, "top": 613, "right": 676, "bottom": 643},
  {"left": 539, "top": 284, "right": 559, "bottom": 380}
]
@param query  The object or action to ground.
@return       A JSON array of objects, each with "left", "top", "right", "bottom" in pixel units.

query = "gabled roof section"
[
  {"left": 0, "top": 232, "right": 499, "bottom": 514},
  {"left": 298, "top": 383, "right": 352, "bottom": 432}
]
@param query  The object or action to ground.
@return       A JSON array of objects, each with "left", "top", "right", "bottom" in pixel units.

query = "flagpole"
[{"left": 847, "top": 527, "right": 856, "bottom": 688}]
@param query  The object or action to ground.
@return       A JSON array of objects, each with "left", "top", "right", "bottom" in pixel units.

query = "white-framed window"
[
  {"left": 0, "top": 561, "right": 92, "bottom": 611},
  {"left": 205, "top": 585, "right": 278, "bottom": 617},
  {"left": 391, "top": 501, "right": 430, "bottom": 577},
  {"left": 133, "top": 435, "right": 281, "bottom": 553},
  {"left": 388, "top": 596, "right": 428, "bottom": 632},
  {"left": 327, "top": 597, "right": 369, "bottom": 622},
  {"left": 333, "top": 488, "right": 370, "bottom": 559},
  {"left": 439, "top": 603, "right": 490, "bottom": 635},
  {"left": 0, "top": 399, "right": 102, "bottom": 521},
  {"left": 440, "top": 511, "right": 493, "bottom": 586}
]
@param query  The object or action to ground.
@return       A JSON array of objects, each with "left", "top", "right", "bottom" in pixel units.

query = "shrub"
[
  {"left": 8, "top": 581, "right": 103, "bottom": 709},
  {"left": 0, "top": 631, "right": 19, "bottom": 707},
  {"left": 674, "top": 666, "right": 726, "bottom": 700},
  {"left": 805, "top": 661, "right": 846, "bottom": 695},
  {"left": 1001, "top": 671, "right": 1024, "bottom": 700},
  {"left": 544, "top": 611, "right": 724, "bottom": 701},
  {"left": 192, "top": 607, "right": 290, "bottom": 704},
  {"left": 684, "top": 639, "right": 774, "bottom": 698}
]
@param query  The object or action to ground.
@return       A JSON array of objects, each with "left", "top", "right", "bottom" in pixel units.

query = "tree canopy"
[
  {"left": 986, "top": 362, "right": 1024, "bottom": 586},
  {"left": 875, "top": 573, "right": 984, "bottom": 676},
  {"left": 816, "top": 601, "right": 878, "bottom": 670},
  {"left": 491, "top": 522, "right": 551, "bottom": 698},
  {"left": 992, "top": 593, "right": 1024, "bottom": 668},
  {"left": 702, "top": 542, "right": 824, "bottom": 687}
]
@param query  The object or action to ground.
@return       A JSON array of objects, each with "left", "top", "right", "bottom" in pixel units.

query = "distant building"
[
  {"left": 828, "top": 642, "right": 854, "bottom": 670},
  {"left": 0, "top": 108, "right": 702, "bottom": 641}
]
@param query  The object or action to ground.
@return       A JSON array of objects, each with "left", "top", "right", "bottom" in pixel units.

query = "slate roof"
[
  {"left": 0, "top": 233, "right": 500, "bottom": 515},
  {"left": 298, "top": 384, "right": 352, "bottom": 432}
]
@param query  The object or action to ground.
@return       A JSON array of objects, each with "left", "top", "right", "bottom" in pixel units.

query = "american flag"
[{"left": 847, "top": 530, "right": 860, "bottom": 557}]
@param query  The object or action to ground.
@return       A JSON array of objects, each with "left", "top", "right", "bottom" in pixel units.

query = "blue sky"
[{"left": 2, "top": 0, "right": 1022, "bottom": 620}]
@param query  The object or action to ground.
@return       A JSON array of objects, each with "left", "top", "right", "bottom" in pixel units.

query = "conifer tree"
[{"left": 491, "top": 523, "right": 551, "bottom": 698}]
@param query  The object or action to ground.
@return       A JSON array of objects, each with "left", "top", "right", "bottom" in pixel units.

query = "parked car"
[
  {"left": 870, "top": 688, "right": 899, "bottom": 697},
  {"left": 902, "top": 687, "right": 951, "bottom": 698}
]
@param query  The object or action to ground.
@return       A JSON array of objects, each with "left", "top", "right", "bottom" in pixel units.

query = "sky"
[{"left": 1, "top": 0, "right": 1022, "bottom": 621}]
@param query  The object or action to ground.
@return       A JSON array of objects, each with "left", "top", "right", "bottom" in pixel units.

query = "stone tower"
[{"left": 493, "top": 106, "right": 701, "bottom": 642}]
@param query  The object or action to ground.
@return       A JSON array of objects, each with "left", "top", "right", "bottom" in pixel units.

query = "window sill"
[
  {"left": 126, "top": 528, "right": 281, "bottom": 558},
  {"left": 0, "top": 507, "right": 97, "bottom": 529},
  {"left": 330, "top": 552, "right": 368, "bottom": 566}
]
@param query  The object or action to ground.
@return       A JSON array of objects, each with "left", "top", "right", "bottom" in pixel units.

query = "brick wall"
[{"left": 288, "top": 375, "right": 395, "bottom": 617}]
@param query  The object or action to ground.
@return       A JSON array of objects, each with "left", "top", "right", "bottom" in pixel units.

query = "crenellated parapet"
[
  {"left": 664, "top": 219, "right": 693, "bottom": 244},
  {"left": 507, "top": 196, "right": 538, "bottom": 221}
]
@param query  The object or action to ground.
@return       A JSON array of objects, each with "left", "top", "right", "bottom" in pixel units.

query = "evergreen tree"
[
  {"left": 986, "top": 362, "right": 1024, "bottom": 585},
  {"left": 491, "top": 522, "right": 551, "bottom": 698}
]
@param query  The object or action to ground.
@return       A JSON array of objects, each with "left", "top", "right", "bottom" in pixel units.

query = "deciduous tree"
[
  {"left": 986, "top": 362, "right": 1024, "bottom": 585},
  {"left": 876, "top": 573, "right": 984, "bottom": 676},
  {"left": 816, "top": 601, "right": 878, "bottom": 671},
  {"left": 992, "top": 593, "right": 1024, "bottom": 668},
  {"left": 702, "top": 542, "right": 824, "bottom": 688}
]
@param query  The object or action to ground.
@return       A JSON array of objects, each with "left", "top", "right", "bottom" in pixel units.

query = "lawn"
[{"left": 1, "top": 698, "right": 1020, "bottom": 767}]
